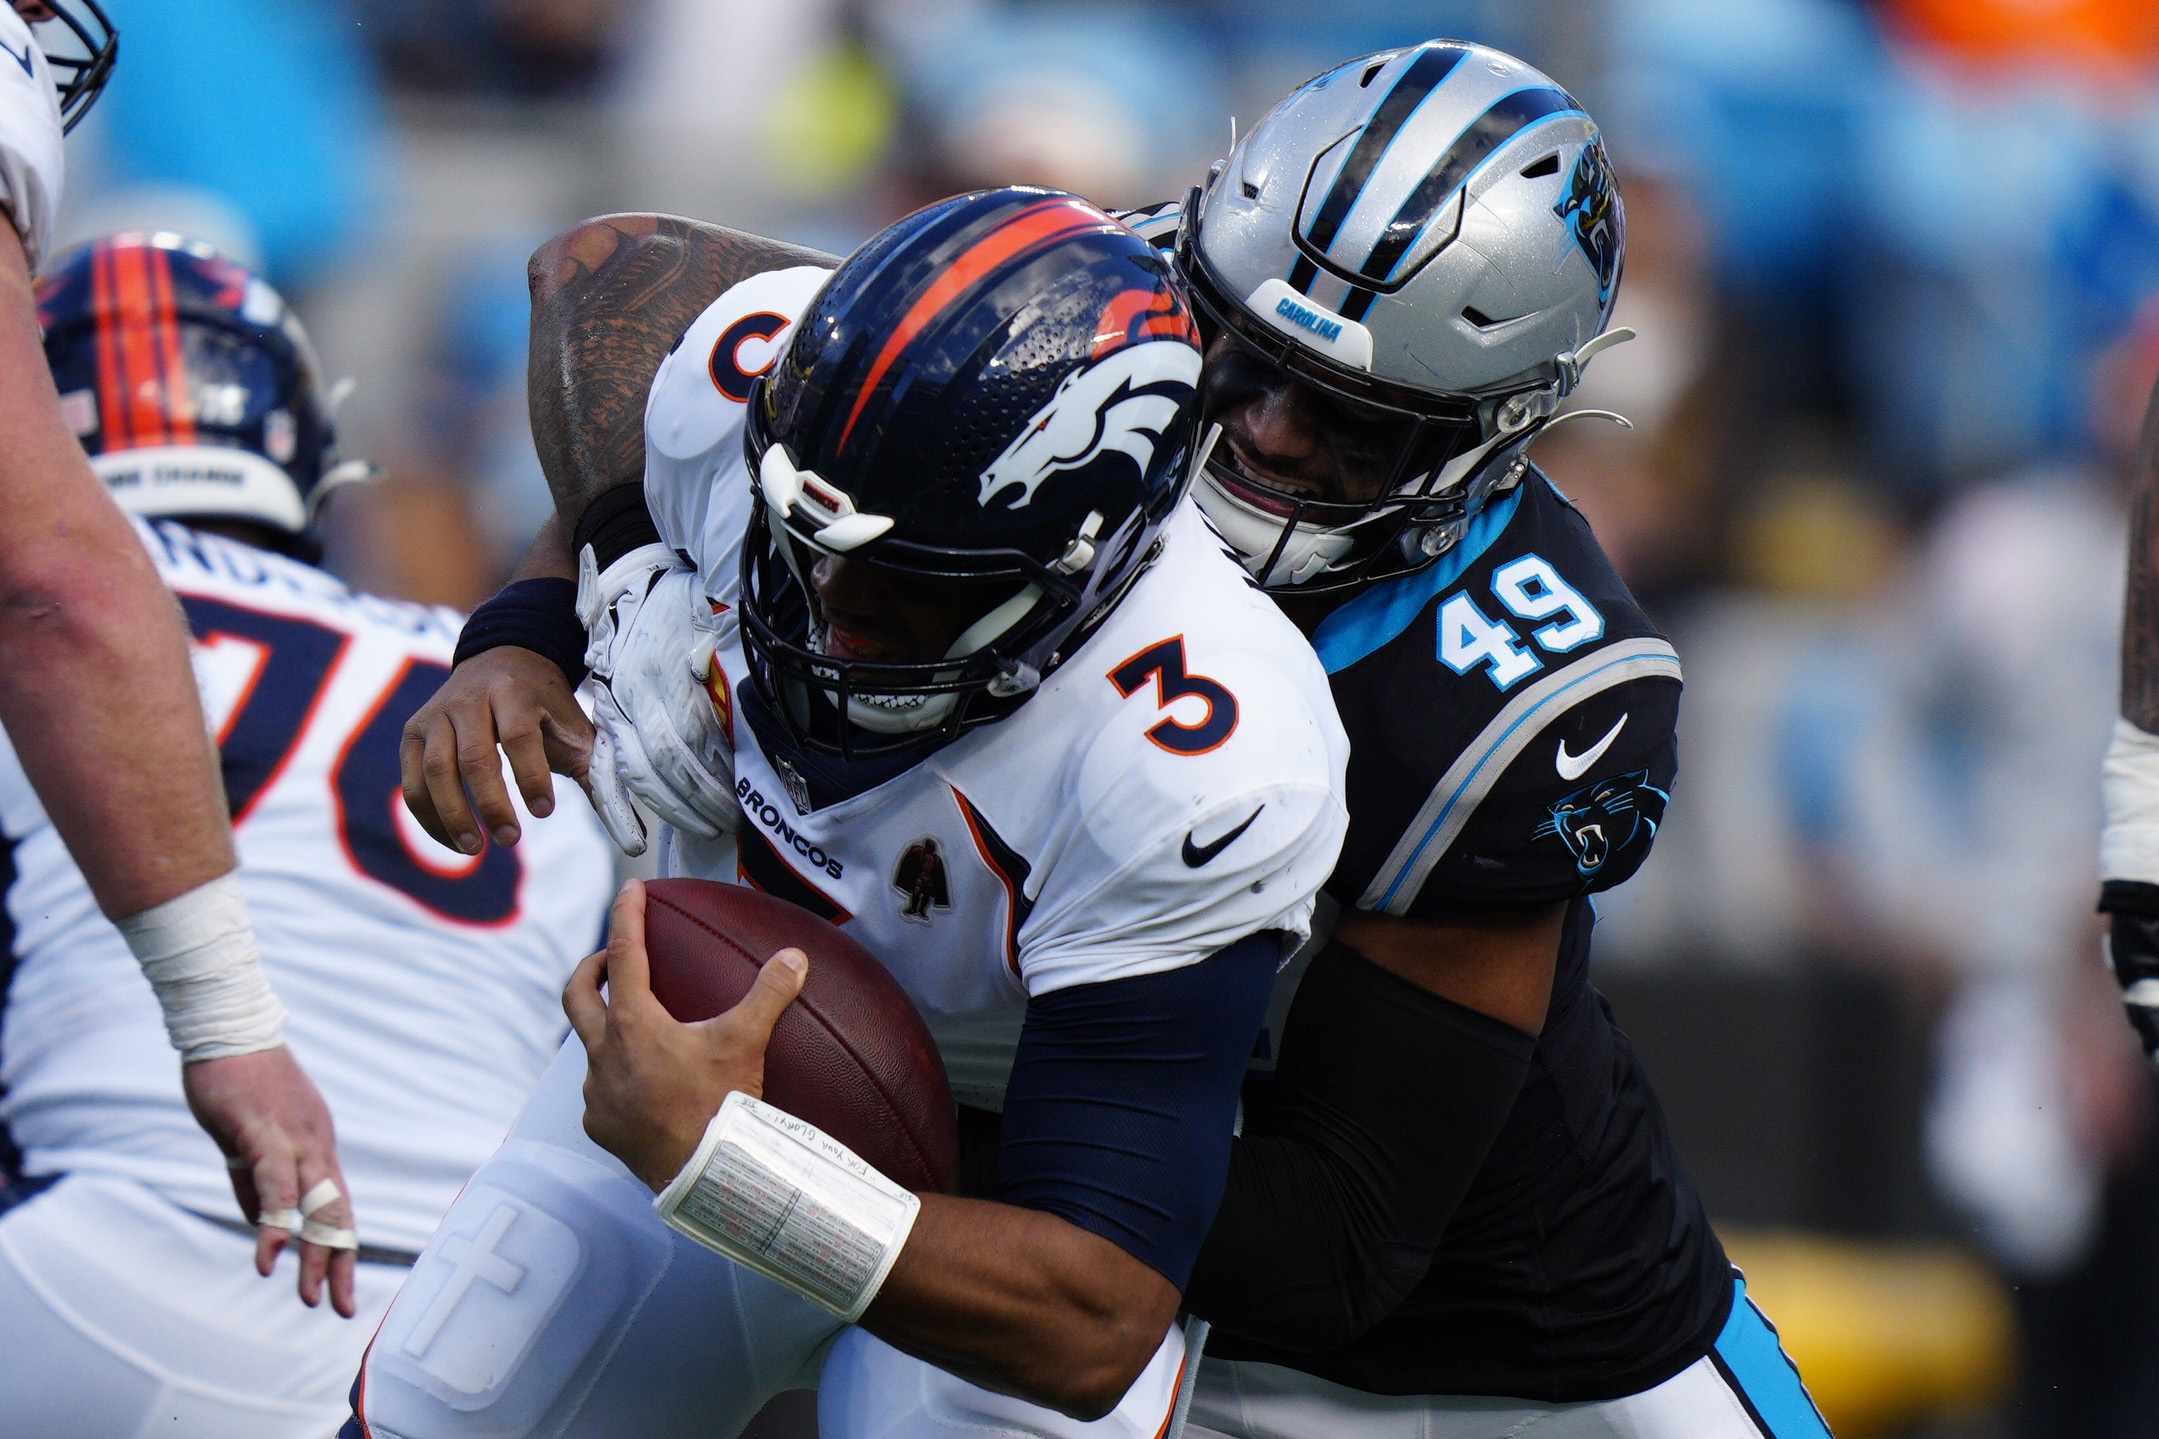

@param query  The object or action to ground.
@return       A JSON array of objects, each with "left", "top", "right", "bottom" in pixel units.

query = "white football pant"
[
  {"left": 0, "top": 1171, "right": 409, "bottom": 1438},
  {"left": 352, "top": 1037, "right": 1188, "bottom": 1439}
]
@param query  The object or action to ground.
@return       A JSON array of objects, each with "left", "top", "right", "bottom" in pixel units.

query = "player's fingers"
[
  {"left": 327, "top": 1249, "right": 358, "bottom": 1319},
  {"left": 416, "top": 710, "right": 486, "bottom": 855},
  {"left": 292, "top": 1170, "right": 358, "bottom": 1314},
  {"left": 727, "top": 948, "right": 808, "bottom": 1042},
  {"left": 489, "top": 695, "right": 553, "bottom": 834},
  {"left": 537, "top": 703, "right": 596, "bottom": 786},
  {"left": 453, "top": 702, "right": 523, "bottom": 852},
  {"left": 248, "top": 1145, "right": 302, "bottom": 1279},
  {"left": 225, "top": 1153, "right": 261, "bottom": 1227},
  {"left": 399, "top": 715, "right": 458, "bottom": 851},
  {"left": 603, "top": 880, "right": 653, "bottom": 1001},
  {"left": 563, "top": 948, "right": 610, "bottom": 1050}
]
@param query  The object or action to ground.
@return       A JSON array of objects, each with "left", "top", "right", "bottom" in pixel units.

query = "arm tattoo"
[
  {"left": 2125, "top": 375, "right": 2159, "bottom": 729},
  {"left": 527, "top": 213, "right": 836, "bottom": 529}
]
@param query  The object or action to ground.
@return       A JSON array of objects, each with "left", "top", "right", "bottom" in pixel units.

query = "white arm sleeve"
[
  {"left": 0, "top": 9, "right": 63, "bottom": 272},
  {"left": 2102, "top": 716, "right": 2159, "bottom": 887}
]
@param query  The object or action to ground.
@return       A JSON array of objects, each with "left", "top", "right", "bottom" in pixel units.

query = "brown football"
[{"left": 640, "top": 877, "right": 960, "bottom": 1195}]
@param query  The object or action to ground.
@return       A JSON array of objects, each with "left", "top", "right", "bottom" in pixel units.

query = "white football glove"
[{"left": 578, "top": 542, "right": 744, "bottom": 856}]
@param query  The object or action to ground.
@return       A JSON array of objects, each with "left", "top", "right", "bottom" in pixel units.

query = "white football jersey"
[
  {"left": 0, "top": 5, "right": 61, "bottom": 272},
  {"left": 0, "top": 521, "right": 616, "bottom": 1253},
  {"left": 640, "top": 269, "right": 1351, "bottom": 1107}
]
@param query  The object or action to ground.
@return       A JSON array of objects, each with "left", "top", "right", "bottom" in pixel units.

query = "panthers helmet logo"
[
  {"left": 976, "top": 340, "right": 1201, "bottom": 511},
  {"left": 1533, "top": 767, "right": 1666, "bottom": 875},
  {"left": 1553, "top": 139, "right": 1625, "bottom": 307}
]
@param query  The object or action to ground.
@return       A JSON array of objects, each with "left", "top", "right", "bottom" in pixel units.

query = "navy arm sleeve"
[
  {"left": 995, "top": 931, "right": 1280, "bottom": 1289},
  {"left": 1183, "top": 940, "right": 1536, "bottom": 1350}
]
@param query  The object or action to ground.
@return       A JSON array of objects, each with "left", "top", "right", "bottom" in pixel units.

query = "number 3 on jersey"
[
  {"left": 1438, "top": 554, "right": 1604, "bottom": 690},
  {"left": 182, "top": 596, "right": 521, "bottom": 926},
  {"left": 1109, "top": 637, "right": 1239, "bottom": 755}
]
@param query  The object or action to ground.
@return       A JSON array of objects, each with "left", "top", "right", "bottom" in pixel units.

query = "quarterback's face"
[
  {"left": 1199, "top": 335, "right": 1412, "bottom": 508},
  {"left": 810, "top": 555, "right": 1017, "bottom": 666}
]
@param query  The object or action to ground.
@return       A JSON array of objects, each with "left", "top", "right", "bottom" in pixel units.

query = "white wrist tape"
[
  {"left": 654, "top": 1091, "right": 920, "bottom": 1322},
  {"left": 2103, "top": 717, "right": 2159, "bottom": 886},
  {"left": 114, "top": 872, "right": 286, "bottom": 1062}
]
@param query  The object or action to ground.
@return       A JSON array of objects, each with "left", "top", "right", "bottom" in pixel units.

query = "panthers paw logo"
[
  {"left": 1533, "top": 767, "right": 1666, "bottom": 876},
  {"left": 1553, "top": 139, "right": 1624, "bottom": 306}
]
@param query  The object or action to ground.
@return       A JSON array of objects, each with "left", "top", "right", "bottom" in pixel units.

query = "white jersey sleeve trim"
[{"left": 1360, "top": 637, "right": 1683, "bottom": 915}]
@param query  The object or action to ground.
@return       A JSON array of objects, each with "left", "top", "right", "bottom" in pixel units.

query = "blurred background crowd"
[{"left": 44, "top": 0, "right": 2159, "bottom": 1435}]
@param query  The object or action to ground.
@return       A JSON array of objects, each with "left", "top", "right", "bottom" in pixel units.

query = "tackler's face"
[
  {"left": 809, "top": 555, "right": 1025, "bottom": 669},
  {"left": 1198, "top": 332, "right": 1416, "bottom": 513}
]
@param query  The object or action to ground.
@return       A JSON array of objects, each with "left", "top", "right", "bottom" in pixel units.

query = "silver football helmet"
[{"left": 1176, "top": 39, "right": 1633, "bottom": 590}]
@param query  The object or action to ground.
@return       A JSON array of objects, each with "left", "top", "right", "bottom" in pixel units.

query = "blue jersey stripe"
[
  {"left": 1714, "top": 1277, "right": 1833, "bottom": 1439},
  {"left": 1311, "top": 483, "right": 1524, "bottom": 675}
]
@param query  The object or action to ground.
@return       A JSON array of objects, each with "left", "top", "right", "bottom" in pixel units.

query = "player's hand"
[
  {"left": 565, "top": 879, "right": 808, "bottom": 1191},
  {"left": 583, "top": 562, "right": 743, "bottom": 857},
  {"left": 401, "top": 645, "right": 594, "bottom": 855},
  {"left": 182, "top": 1046, "right": 359, "bottom": 1318}
]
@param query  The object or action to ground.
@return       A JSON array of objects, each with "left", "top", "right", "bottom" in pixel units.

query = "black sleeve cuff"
[
  {"left": 572, "top": 483, "right": 664, "bottom": 571},
  {"left": 453, "top": 577, "right": 587, "bottom": 685}
]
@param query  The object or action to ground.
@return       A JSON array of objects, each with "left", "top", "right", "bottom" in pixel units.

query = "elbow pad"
[{"left": 1184, "top": 941, "right": 1535, "bottom": 1350}]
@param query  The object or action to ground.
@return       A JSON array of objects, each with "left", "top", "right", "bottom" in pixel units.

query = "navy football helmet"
[
  {"left": 37, "top": 232, "right": 364, "bottom": 541},
  {"left": 740, "top": 187, "right": 1205, "bottom": 759},
  {"left": 20, "top": 1, "right": 118, "bottom": 133}
]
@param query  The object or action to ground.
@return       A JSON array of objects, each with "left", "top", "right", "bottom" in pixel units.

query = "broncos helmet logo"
[
  {"left": 1553, "top": 138, "right": 1625, "bottom": 307},
  {"left": 1532, "top": 767, "right": 1666, "bottom": 876},
  {"left": 977, "top": 340, "right": 1202, "bottom": 511}
]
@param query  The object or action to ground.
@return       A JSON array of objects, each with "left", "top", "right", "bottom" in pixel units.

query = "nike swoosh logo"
[
  {"left": 5, "top": 43, "right": 32, "bottom": 78},
  {"left": 1555, "top": 714, "right": 1627, "bottom": 781},
  {"left": 1182, "top": 805, "right": 1264, "bottom": 868}
]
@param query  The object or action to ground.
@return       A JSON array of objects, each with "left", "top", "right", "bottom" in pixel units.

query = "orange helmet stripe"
[
  {"left": 91, "top": 241, "right": 128, "bottom": 449},
  {"left": 837, "top": 198, "right": 1123, "bottom": 453},
  {"left": 109, "top": 240, "right": 173, "bottom": 449},
  {"left": 147, "top": 243, "right": 195, "bottom": 445}
]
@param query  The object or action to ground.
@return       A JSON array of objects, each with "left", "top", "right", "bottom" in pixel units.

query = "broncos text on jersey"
[{"left": 640, "top": 267, "right": 1351, "bottom": 1109}]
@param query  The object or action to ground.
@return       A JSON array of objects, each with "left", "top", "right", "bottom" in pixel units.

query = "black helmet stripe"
[
  {"left": 1359, "top": 86, "right": 1582, "bottom": 285},
  {"left": 1301, "top": 43, "right": 1468, "bottom": 257}
]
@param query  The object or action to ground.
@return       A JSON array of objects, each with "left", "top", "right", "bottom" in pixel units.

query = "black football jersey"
[
  {"left": 1217, "top": 474, "right": 1731, "bottom": 1400},
  {"left": 1122, "top": 201, "right": 1729, "bottom": 1399}
]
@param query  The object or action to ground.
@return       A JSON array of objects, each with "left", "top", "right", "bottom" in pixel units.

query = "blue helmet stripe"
[
  {"left": 1302, "top": 44, "right": 1468, "bottom": 257},
  {"left": 1360, "top": 87, "right": 1583, "bottom": 284}
]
